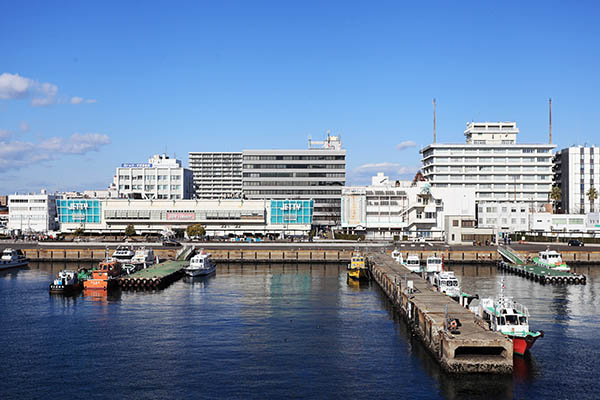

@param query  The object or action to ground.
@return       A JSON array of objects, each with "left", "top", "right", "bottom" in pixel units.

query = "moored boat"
[
  {"left": 49, "top": 270, "right": 82, "bottom": 294},
  {"left": 429, "top": 271, "right": 460, "bottom": 298},
  {"left": 0, "top": 248, "right": 28, "bottom": 270},
  {"left": 184, "top": 252, "right": 216, "bottom": 277},
  {"left": 533, "top": 247, "right": 569, "bottom": 272},
  {"left": 112, "top": 245, "right": 134, "bottom": 263},
  {"left": 83, "top": 258, "right": 122, "bottom": 290},
  {"left": 473, "top": 281, "right": 543, "bottom": 356},
  {"left": 391, "top": 249, "right": 403, "bottom": 264},
  {"left": 347, "top": 250, "right": 369, "bottom": 281},
  {"left": 404, "top": 255, "right": 421, "bottom": 273},
  {"left": 131, "top": 247, "right": 155, "bottom": 269},
  {"left": 425, "top": 256, "right": 443, "bottom": 274}
]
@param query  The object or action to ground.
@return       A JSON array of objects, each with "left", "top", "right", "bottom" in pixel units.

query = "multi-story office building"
[
  {"left": 7, "top": 190, "right": 59, "bottom": 233},
  {"left": 553, "top": 146, "right": 600, "bottom": 214},
  {"left": 420, "top": 122, "right": 555, "bottom": 207},
  {"left": 188, "top": 152, "right": 243, "bottom": 199},
  {"left": 242, "top": 135, "right": 346, "bottom": 226},
  {"left": 111, "top": 154, "right": 193, "bottom": 200}
]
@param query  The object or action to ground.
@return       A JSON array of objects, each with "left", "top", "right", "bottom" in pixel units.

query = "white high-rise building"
[
  {"left": 554, "top": 146, "right": 600, "bottom": 214},
  {"left": 188, "top": 152, "right": 243, "bottom": 199},
  {"left": 111, "top": 154, "right": 193, "bottom": 200},
  {"left": 8, "top": 190, "right": 59, "bottom": 233},
  {"left": 420, "top": 122, "right": 555, "bottom": 207}
]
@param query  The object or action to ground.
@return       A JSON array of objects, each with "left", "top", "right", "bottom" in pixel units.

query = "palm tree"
[
  {"left": 550, "top": 186, "right": 561, "bottom": 213},
  {"left": 587, "top": 187, "right": 598, "bottom": 213}
]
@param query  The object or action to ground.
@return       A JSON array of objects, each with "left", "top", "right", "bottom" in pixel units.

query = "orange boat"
[{"left": 83, "top": 258, "right": 122, "bottom": 290}]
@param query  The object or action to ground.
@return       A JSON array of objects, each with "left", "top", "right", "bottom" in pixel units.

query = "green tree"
[
  {"left": 550, "top": 186, "right": 561, "bottom": 213},
  {"left": 587, "top": 187, "right": 598, "bottom": 213},
  {"left": 125, "top": 224, "right": 136, "bottom": 236},
  {"left": 186, "top": 224, "right": 206, "bottom": 238}
]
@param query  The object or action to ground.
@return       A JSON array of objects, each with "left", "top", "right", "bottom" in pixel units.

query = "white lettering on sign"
[
  {"left": 121, "top": 163, "right": 152, "bottom": 168},
  {"left": 166, "top": 212, "right": 195, "bottom": 221},
  {"left": 282, "top": 203, "right": 302, "bottom": 211},
  {"left": 68, "top": 203, "right": 88, "bottom": 211}
]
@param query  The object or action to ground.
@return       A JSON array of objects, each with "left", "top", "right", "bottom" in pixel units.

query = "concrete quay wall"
[{"left": 367, "top": 252, "right": 513, "bottom": 374}]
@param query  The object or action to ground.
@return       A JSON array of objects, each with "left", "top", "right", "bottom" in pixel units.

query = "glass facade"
[
  {"left": 57, "top": 200, "right": 101, "bottom": 224},
  {"left": 270, "top": 200, "right": 313, "bottom": 224}
]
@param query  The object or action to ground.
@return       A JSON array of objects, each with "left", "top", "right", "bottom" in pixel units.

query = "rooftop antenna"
[
  {"left": 433, "top": 98, "right": 436, "bottom": 143},
  {"left": 549, "top": 98, "right": 552, "bottom": 144}
]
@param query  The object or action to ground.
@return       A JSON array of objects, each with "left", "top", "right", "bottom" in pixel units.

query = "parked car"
[{"left": 568, "top": 239, "right": 584, "bottom": 247}]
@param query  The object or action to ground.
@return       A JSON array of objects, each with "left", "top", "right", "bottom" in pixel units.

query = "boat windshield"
[
  {"left": 506, "top": 315, "right": 519, "bottom": 325},
  {"left": 519, "top": 316, "right": 527, "bottom": 324}
]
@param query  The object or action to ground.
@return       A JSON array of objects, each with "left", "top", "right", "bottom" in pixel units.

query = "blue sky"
[{"left": 1, "top": 1, "right": 599, "bottom": 193}]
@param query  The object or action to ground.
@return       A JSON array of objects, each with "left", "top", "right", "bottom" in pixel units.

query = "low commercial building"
[
  {"left": 110, "top": 154, "right": 194, "bottom": 200},
  {"left": 340, "top": 175, "right": 476, "bottom": 240},
  {"left": 7, "top": 190, "right": 59, "bottom": 233},
  {"left": 444, "top": 215, "right": 496, "bottom": 245},
  {"left": 57, "top": 198, "right": 313, "bottom": 237}
]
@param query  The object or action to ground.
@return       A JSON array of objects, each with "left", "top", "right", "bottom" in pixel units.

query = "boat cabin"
[
  {"left": 190, "top": 253, "right": 212, "bottom": 267},
  {"left": 425, "top": 257, "right": 443, "bottom": 273},
  {"left": 538, "top": 249, "right": 563, "bottom": 266},
  {"left": 432, "top": 271, "right": 460, "bottom": 297}
]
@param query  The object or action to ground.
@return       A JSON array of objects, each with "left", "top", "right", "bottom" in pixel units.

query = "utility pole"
[
  {"left": 549, "top": 98, "right": 552, "bottom": 144},
  {"left": 433, "top": 98, "right": 436, "bottom": 143}
]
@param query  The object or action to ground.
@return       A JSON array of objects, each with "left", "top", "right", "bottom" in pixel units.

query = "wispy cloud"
[
  {"left": 19, "top": 121, "right": 29, "bottom": 132},
  {"left": 395, "top": 140, "right": 417, "bottom": 151},
  {"left": 0, "top": 72, "right": 93, "bottom": 107},
  {"left": 0, "top": 133, "right": 111, "bottom": 170},
  {"left": 348, "top": 162, "right": 420, "bottom": 185}
]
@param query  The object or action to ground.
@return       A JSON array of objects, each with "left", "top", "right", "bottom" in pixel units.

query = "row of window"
[
  {"left": 119, "top": 175, "right": 181, "bottom": 181},
  {"left": 119, "top": 185, "right": 181, "bottom": 190},
  {"left": 424, "top": 157, "right": 551, "bottom": 164},
  {"left": 243, "top": 181, "right": 344, "bottom": 187},
  {"left": 244, "top": 155, "right": 344, "bottom": 161},
  {"left": 243, "top": 172, "right": 345, "bottom": 178},
  {"left": 244, "top": 190, "right": 341, "bottom": 195},
  {"left": 243, "top": 164, "right": 345, "bottom": 169}
]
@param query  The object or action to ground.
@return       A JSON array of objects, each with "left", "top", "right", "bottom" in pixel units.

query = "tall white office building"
[
  {"left": 8, "top": 190, "right": 59, "bottom": 233},
  {"left": 242, "top": 135, "right": 346, "bottom": 226},
  {"left": 188, "top": 152, "right": 243, "bottom": 199},
  {"left": 111, "top": 154, "right": 193, "bottom": 200},
  {"left": 554, "top": 146, "right": 600, "bottom": 214},
  {"left": 420, "top": 122, "right": 555, "bottom": 207}
]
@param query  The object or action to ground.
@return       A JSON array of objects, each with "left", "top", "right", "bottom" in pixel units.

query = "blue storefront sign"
[
  {"left": 270, "top": 200, "right": 313, "bottom": 224},
  {"left": 57, "top": 200, "right": 101, "bottom": 224}
]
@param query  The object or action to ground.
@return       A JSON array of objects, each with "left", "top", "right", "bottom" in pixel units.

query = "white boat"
[
  {"left": 185, "top": 252, "right": 216, "bottom": 277},
  {"left": 0, "top": 248, "right": 28, "bottom": 270},
  {"left": 49, "top": 270, "right": 81, "bottom": 293},
  {"left": 391, "top": 249, "right": 403, "bottom": 264},
  {"left": 131, "top": 247, "right": 155, "bottom": 268},
  {"left": 533, "top": 247, "right": 570, "bottom": 271},
  {"left": 472, "top": 281, "right": 543, "bottom": 356},
  {"left": 404, "top": 255, "right": 421, "bottom": 273},
  {"left": 425, "top": 256, "right": 443, "bottom": 273},
  {"left": 429, "top": 271, "right": 460, "bottom": 298},
  {"left": 112, "top": 245, "right": 135, "bottom": 262}
]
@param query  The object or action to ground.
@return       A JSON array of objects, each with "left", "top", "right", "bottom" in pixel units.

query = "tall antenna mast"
[
  {"left": 549, "top": 98, "right": 552, "bottom": 144},
  {"left": 433, "top": 98, "right": 436, "bottom": 143}
]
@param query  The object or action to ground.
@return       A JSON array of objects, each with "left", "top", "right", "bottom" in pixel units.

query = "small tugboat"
[
  {"left": 347, "top": 250, "right": 369, "bottom": 281},
  {"left": 131, "top": 247, "right": 155, "bottom": 269},
  {"left": 404, "top": 255, "right": 421, "bottom": 273},
  {"left": 533, "top": 247, "right": 570, "bottom": 272},
  {"left": 0, "top": 248, "right": 28, "bottom": 270},
  {"left": 473, "top": 281, "right": 544, "bottom": 356},
  {"left": 49, "top": 270, "right": 82, "bottom": 294},
  {"left": 112, "top": 245, "right": 134, "bottom": 263},
  {"left": 83, "top": 258, "right": 122, "bottom": 290},
  {"left": 425, "top": 256, "right": 443, "bottom": 274},
  {"left": 184, "top": 251, "right": 216, "bottom": 277}
]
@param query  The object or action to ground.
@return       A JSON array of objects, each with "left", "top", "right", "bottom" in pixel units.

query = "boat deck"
[
  {"left": 498, "top": 261, "right": 586, "bottom": 285},
  {"left": 118, "top": 260, "right": 188, "bottom": 290}
]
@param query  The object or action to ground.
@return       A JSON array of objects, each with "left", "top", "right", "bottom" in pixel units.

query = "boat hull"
[
  {"left": 347, "top": 268, "right": 369, "bottom": 281},
  {"left": 509, "top": 332, "right": 543, "bottom": 356},
  {"left": 49, "top": 282, "right": 82, "bottom": 294},
  {"left": 83, "top": 279, "right": 117, "bottom": 290},
  {"left": 185, "top": 266, "right": 216, "bottom": 277},
  {"left": 0, "top": 260, "right": 29, "bottom": 270}
]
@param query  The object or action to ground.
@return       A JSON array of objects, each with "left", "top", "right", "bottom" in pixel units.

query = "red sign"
[{"left": 166, "top": 212, "right": 195, "bottom": 221}]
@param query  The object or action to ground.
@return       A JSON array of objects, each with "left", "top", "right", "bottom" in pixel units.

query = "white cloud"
[
  {"left": 0, "top": 129, "right": 11, "bottom": 139},
  {"left": 395, "top": 140, "right": 417, "bottom": 151},
  {"left": 0, "top": 73, "right": 32, "bottom": 99},
  {"left": 70, "top": 96, "right": 84, "bottom": 104},
  {"left": 0, "top": 132, "right": 111, "bottom": 170}
]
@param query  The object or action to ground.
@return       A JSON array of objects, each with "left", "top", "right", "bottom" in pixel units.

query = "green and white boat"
[{"left": 533, "top": 247, "right": 570, "bottom": 272}]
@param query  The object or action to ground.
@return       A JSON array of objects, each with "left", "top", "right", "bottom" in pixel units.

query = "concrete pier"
[{"left": 367, "top": 251, "right": 513, "bottom": 374}]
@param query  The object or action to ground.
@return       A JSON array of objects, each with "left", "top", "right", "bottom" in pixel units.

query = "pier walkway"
[{"left": 366, "top": 251, "right": 513, "bottom": 374}]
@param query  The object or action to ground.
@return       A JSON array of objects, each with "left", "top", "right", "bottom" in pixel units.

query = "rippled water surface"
[{"left": 1, "top": 262, "right": 598, "bottom": 399}]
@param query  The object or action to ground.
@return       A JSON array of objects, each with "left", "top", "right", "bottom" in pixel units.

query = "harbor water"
[{"left": 1, "top": 262, "right": 598, "bottom": 399}]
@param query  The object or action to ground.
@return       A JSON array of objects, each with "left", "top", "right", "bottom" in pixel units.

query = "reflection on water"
[{"left": 0, "top": 261, "right": 598, "bottom": 399}]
